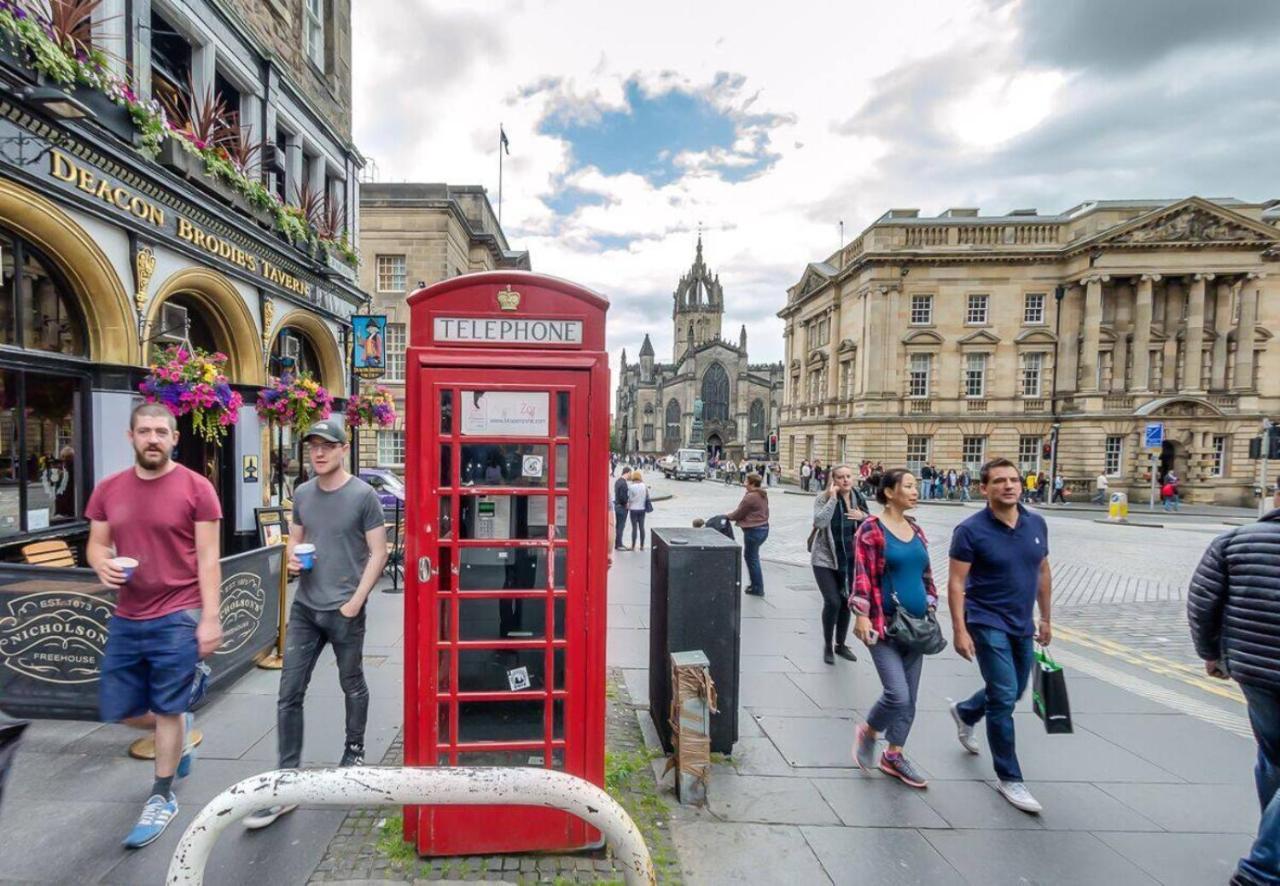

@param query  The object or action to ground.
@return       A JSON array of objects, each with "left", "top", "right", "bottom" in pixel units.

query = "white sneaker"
[
  {"left": 949, "top": 700, "right": 980, "bottom": 754},
  {"left": 243, "top": 804, "right": 298, "bottom": 829},
  {"left": 996, "top": 780, "right": 1042, "bottom": 814}
]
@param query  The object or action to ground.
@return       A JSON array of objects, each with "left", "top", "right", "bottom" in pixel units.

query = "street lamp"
[{"left": 1048, "top": 284, "right": 1066, "bottom": 500}]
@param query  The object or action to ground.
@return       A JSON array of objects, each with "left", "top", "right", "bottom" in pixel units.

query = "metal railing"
[{"left": 167, "top": 767, "right": 656, "bottom": 886}]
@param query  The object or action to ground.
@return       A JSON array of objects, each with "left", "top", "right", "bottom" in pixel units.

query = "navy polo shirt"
[{"left": 948, "top": 505, "right": 1049, "bottom": 636}]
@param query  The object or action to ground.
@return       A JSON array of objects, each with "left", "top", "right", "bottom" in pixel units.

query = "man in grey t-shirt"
[{"left": 245, "top": 418, "right": 387, "bottom": 831}]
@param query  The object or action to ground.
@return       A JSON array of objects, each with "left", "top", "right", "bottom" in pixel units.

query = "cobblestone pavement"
[{"left": 310, "top": 669, "right": 682, "bottom": 884}]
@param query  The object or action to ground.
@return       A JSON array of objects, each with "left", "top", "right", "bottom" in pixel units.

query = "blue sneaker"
[
  {"left": 123, "top": 793, "right": 178, "bottom": 848},
  {"left": 177, "top": 712, "right": 196, "bottom": 778}
]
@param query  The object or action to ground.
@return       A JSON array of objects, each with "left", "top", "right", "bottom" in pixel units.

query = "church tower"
[{"left": 672, "top": 234, "right": 724, "bottom": 357}]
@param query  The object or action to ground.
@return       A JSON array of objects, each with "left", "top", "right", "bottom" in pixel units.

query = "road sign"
[{"left": 1143, "top": 422, "right": 1164, "bottom": 449}]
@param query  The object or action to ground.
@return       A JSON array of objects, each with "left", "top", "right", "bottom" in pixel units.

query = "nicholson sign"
[{"left": 433, "top": 316, "right": 584, "bottom": 346}]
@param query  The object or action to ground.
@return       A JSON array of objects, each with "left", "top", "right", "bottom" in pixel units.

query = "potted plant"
[
  {"left": 345, "top": 386, "right": 397, "bottom": 429},
  {"left": 138, "top": 345, "right": 243, "bottom": 443},
  {"left": 255, "top": 371, "right": 333, "bottom": 433}
]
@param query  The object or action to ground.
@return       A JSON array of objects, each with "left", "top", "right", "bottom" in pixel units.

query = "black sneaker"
[
  {"left": 340, "top": 743, "right": 365, "bottom": 767},
  {"left": 834, "top": 644, "right": 858, "bottom": 662}
]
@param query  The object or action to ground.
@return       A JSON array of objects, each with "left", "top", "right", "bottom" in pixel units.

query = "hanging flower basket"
[
  {"left": 139, "top": 345, "right": 243, "bottom": 443},
  {"left": 345, "top": 386, "right": 397, "bottom": 429},
  {"left": 255, "top": 372, "right": 333, "bottom": 433}
]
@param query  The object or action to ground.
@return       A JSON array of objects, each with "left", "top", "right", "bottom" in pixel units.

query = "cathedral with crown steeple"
[{"left": 615, "top": 236, "right": 784, "bottom": 459}]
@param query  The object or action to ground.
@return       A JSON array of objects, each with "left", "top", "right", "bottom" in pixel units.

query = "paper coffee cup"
[
  {"left": 294, "top": 544, "right": 316, "bottom": 571},
  {"left": 112, "top": 556, "right": 138, "bottom": 581}
]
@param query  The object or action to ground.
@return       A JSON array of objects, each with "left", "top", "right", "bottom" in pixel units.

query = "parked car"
[{"left": 360, "top": 468, "right": 406, "bottom": 510}]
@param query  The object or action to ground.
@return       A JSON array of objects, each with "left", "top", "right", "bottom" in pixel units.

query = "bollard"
[
  {"left": 667, "top": 650, "right": 717, "bottom": 806},
  {"left": 1107, "top": 490, "right": 1129, "bottom": 523},
  {"left": 166, "top": 766, "right": 655, "bottom": 886}
]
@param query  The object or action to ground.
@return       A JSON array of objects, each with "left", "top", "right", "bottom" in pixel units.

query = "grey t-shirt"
[{"left": 292, "top": 475, "right": 384, "bottom": 610}]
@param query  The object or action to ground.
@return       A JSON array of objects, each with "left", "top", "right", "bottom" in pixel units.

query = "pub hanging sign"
[{"left": 352, "top": 314, "right": 387, "bottom": 380}]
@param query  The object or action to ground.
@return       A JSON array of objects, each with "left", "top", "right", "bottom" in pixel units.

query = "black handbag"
[{"left": 881, "top": 544, "right": 947, "bottom": 656}]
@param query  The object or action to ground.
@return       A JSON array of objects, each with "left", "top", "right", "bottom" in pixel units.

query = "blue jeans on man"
[
  {"left": 614, "top": 505, "right": 628, "bottom": 548},
  {"left": 741, "top": 525, "right": 769, "bottom": 595},
  {"left": 1238, "top": 685, "right": 1280, "bottom": 885},
  {"left": 955, "top": 624, "right": 1036, "bottom": 781}
]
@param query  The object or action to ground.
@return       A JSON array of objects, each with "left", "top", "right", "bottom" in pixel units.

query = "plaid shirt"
[{"left": 850, "top": 515, "right": 938, "bottom": 635}]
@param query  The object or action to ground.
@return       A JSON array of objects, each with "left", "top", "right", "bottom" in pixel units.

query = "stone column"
[
  {"left": 1112, "top": 279, "right": 1132, "bottom": 391},
  {"left": 825, "top": 302, "right": 841, "bottom": 406},
  {"left": 1162, "top": 278, "right": 1183, "bottom": 392},
  {"left": 1211, "top": 279, "right": 1233, "bottom": 390},
  {"left": 864, "top": 287, "right": 889, "bottom": 396},
  {"left": 1184, "top": 273, "right": 1211, "bottom": 392},
  {"left": 1078, "top": 275, "right": 1107, "bottom": 393},
  {"left": 1132, "top": 274, "right": 1157, "bottom": 392},
  {"left": 1057, "top": 283, "right": 1083, "bottom": 394},
  {"left": 1234, "top": 273, "right": 1263, "bottom": 392}
]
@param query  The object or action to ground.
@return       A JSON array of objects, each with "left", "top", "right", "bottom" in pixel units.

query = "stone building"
[
  {"left": 357, "top": 183, "right": 530, "bottom": 469},
  {"left": 0, "top": 0, "right": 366, "bottom": 554},
  {"left": 778, "top": 197, "right": 1280, "bottom": 505},
  {"left": 616, "top": 238, "right": 784, "bottom": 460}
]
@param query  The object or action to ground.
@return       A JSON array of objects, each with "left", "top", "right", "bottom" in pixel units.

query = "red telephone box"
[{"left": 403, "top": 271, "right": 610, "bottom": 855}]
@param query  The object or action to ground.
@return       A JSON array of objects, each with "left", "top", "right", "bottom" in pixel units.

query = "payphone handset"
[{"left": 473, "top": 495, "right": 511, "bottom": 539}]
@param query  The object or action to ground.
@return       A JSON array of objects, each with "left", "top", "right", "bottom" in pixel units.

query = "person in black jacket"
[
  {"left": 1188, "top": 483, "right": 1280, "bottom": 886},
  {"left": 613, "top": 468, "right": 631, "bottom": 551}
]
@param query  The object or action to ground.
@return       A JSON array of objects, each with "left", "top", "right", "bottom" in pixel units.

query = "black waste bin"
[{"left": 649, "top": 527, "right": 740, "bottom": 754}]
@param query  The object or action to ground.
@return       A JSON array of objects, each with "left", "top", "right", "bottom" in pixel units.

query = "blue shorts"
[{"left": 99, "top": 610, "right": 200, "bottom": 722}]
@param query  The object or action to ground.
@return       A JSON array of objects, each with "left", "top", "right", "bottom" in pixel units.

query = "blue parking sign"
[{"left": 1144, "top": 422, "right": 1164, "bottom": 449}]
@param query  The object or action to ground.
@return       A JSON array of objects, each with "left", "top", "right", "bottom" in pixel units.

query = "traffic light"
[
  {"left": 1042, "top": 441, "right": 1052, "bottom": 461},
  {"left": 1252, "top": 427, "right": 1280, "bottom": 460},
  {"left": 768, "top": 432, "right": 778, "bottom": 454},
  {"left": 1271, "top": 428, "right": 1280, "bottom": 460}
]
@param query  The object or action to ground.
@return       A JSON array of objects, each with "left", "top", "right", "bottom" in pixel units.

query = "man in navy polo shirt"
[{"left": 947, "top": 457, "right": 1052, "bottom": 813}]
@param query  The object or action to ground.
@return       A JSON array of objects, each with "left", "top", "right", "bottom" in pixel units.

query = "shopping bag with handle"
[{"left": 1032, "top": 647, "right": 1073, "bottom": 734}]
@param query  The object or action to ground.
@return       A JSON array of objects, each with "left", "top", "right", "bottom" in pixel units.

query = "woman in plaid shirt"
[{"left": 850, "top": 468, "right": 938, "bottom": 788}]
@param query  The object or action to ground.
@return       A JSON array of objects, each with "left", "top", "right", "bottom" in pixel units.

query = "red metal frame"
[{"left": 403, "top": 273, "right": 609, "bottom": 856}]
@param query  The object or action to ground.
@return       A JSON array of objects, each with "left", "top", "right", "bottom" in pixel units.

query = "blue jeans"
[
  {"left": 1240, "top": 685, "right": 1280, "bottom": 885},
  {"left": 867, "top": 641, "right": 924, "bottom": 747},
  {"left": 956, "top": 625, "right": 1036, "bottom": 781},
  {"left": 920, "top": 482, "right": 931, "bottom": 500},
  {"left": 1163, "top": 494, "right": 1180, "bottom": 512},
  {"left": 741, "top": 525, "right": 769, "bottom": 593}
]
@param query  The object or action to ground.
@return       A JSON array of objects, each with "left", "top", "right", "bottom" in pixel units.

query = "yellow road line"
[{"left": 1054, "top": 624, "right": 1245, "bottom": 705}]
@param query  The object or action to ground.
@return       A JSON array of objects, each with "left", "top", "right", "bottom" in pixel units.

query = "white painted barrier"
[{"left": 166, "top": 766, "right": 656, "bottom": 886}]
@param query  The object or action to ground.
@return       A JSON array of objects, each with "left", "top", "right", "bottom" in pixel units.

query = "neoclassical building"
[
  {"left": 616, "top": 238, "right": 783, "bottom": 460},
  {"left": 778, "top": 197, "right": 1280, "bottom": 505}
]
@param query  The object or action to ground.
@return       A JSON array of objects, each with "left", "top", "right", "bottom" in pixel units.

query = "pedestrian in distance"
[
  {"left": 85, "top": 402, "right": 223, "bottom": 848},
  {"left": 1036, "top": 471, "right": 1048, "bottom": 505},
  {"left": 851, "top": 468, "right": 937, "bottom": 788},
  {"left": 1189, "top": 481, "right": 1280, "bottom": 886},
  {"left": 946, "top": 468, "right": 958, "bottom": 501},
  {"left": 244, "top": 419, "right": 387, "bottom": 830},
  {"left": 1052, "top": 472, "right": 1067, "bottom": 504},
  {"left": 727, "top": 473, "right": 770, "bottom": 596},
  {"left": 613, "top": 467, "right": 631, "bottom": 550},
  {"left": 959, "top": 468, "right": 971, "bottom": 502},
  {"left": 1092, "top": 470, "right": 1109, "bottom": 505},
  {"left": 1162, "top": 470, "right": 1181, "bottom": 512},
  {"left": 1023, "top": 471, "right": 1037, "bottom": 503},
  {"left": 947, "top": 457, "right": 1053, "bottom": 814},
  {"left": 919, "top": 462, "right": 934, "bottom": 500},
  {"left": 626, "top": 469, "right": 652, "bottom": 551},
  {"left": 800, "top": 460, "right": 812, "bottom": 492},
  {"left": 810, "top": 464, "right": 868, "bottom": 665}
]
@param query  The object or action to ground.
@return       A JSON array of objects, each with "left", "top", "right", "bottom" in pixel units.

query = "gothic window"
[
  {"left": 749, "top": 399, "right": 766, "bottom": 440},
  {"left": 701, "top": 362, "right": 730, "bottom": 422},
  {"left": 665, "top": 399, "right": 681, "bottom": 449}
]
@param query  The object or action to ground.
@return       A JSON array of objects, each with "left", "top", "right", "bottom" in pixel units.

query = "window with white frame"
[
  {"left": 906, "top": 436, "right": 931, "bottom": 475},
  {"left": 1023, "top": 293, "right": 1046, "bottom": 325},
  {"left": 964, "top": 352, "right": 987, "bottom": 398},
  {"left": 1018, "top": 436, "right": 1042, "bottom": 473},
  {"left": 384, "top": 323, "right": 406, "bottom": 382},
  {"left": 305, "top": 0, "right": 325, "bottom": 68},
  {"left": 1021, "top": 352, "right": 1044, "bottom": 397},
  {"left": 376, "top": 255, "right": 406, "bottom": 292},
  {"left": 1211, "top": 435, "right": 1228, "bottom": 477},
  {"left": 1104, "top": 435, "right": 1123, "bottom": 476},
  {"left": 377, "top": 429, "right": 405, "bottom": 466},
  {"left": 910, "top": 294, "right": 933, "bottom": 325},
  {"left": 837, "top": 435, "right": 848, "bottom": 464},
  {"left": 962, "top": 436, "right": 987, "bottom": 472},
  {"left": 839, "top": 360, "right": 854, "bottom": 400},
  {"left": 908, "top": 353, "right": 931, "bottom": 398},
  {"left": 966, "top": 293, "right": 989, "bottom": 325}
]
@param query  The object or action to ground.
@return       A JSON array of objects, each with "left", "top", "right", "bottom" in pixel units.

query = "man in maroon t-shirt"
[{"left": 85, "top": 402, "right": 223, "bottom": 848}]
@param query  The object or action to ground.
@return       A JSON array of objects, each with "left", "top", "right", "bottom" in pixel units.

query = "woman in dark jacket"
[
  {"left": 810, "top": 464, "right": 868, "bottom": 665},
  {"left": 726, "top": 474, "right": 770, "bottom": 596}
]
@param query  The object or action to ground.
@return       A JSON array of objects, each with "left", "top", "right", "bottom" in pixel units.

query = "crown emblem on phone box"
[{"left": 497, "top": 287, "right": 521, "bottom": 311}]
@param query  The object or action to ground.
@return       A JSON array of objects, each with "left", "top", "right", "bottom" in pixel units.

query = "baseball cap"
[{"left": 303, "top": 418, "right": 348, "bottom": 444}]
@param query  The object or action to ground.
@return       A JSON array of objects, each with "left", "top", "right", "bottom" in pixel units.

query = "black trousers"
[
  {"left": 813, "top": 565, "right": 851, "bottom": 650},
  {"left": 614, "top": 505, "right": 628, "bottom": 547},
  {"left": 629, "top": 510, "right": 647, "bottom": 548}
]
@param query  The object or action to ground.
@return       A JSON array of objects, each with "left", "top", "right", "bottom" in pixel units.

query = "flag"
[{"left": 500, "top": 126, "right": 510, "bottom": 155}]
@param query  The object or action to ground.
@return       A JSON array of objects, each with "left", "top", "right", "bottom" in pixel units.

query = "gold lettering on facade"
[{"left": 50, "top": 150, "right": 165, "bottom": 227}]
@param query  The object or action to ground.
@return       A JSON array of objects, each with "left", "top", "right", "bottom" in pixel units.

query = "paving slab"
[
  {"left": 1021, "top": 781, "right": 1164, "bottom": 831},
  {"left": 1095, "top": 831, "right": 1252, "bottom": 886},
  {"left": 706, "top": 773, "right": 842, "bottom": 825},
  {"left": 604, "top": 626, "right": 649, "bottom": 669},
  {"left": 755, "top": 714, "right": 860, "bottom": 769},
  {"left": 718, "top": 734, "right": 796, "bottom": 776},
  {"left": 1077, "top": 712, "right": 1256, "bottom": 784},
  {"left": 801, "top": 825, "right": 966, "bottom": 885},
  {"left": 916, "top": 779, "right": 1046, "bottom": 829},
  {"left": 670, "top": 822, "right": 831, "bottom": 886},
  {"left": 1096, "top": 782, "right": 1262, "bottom": 833},
  {"left": 923, "top": 829, "right": 1161, "bottom": 886},
  {"left": 738, "top": 672, "right": 824, "bottom": 714},
  {"left": 812, "top": 778, "right": 950, "bottom": 829}
]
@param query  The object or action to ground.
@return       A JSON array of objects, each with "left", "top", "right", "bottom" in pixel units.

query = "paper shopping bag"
[{"left": 1032, "top": 648, "right": 1073, "bottom": 734}]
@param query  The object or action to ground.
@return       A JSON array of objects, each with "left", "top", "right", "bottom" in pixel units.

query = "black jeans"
[
  {"left": 278, "top": 600, "right": 368, "bottom": 767},
  {"left": 813, "top": 565, "right": 850, "bottom": 650},
  {"left": 629, "top": 510, "right": 647, "bottom": 547},
  {"left": 614, "top": 505, "right": 628, "bottom": 547}
]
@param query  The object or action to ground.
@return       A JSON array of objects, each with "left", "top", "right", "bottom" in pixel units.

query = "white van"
[{"left": 672, "top": 448, "right": 706, "bottom": 481}]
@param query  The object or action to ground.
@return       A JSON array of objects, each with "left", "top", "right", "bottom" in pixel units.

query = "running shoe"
[
  {"left": 243, "top": 804, "right": 298, "bottom": 830},
  {"left": 949, "top": 700, "right": 980, "bottom": 754},
  {"left": 340, "top": 742, "right": 365, "bottom": 767},
  {"left": 177, "top": 712, "right": 196, "bottom": 778},
  {"left": 852, "top": 723, "right": 877, "bottom": 772},
  {"left": 996, "top": 780, "right": 1042, "bottom": 813},
  {"left": 122, "top": 793, "right": 178, "bottom": 848},
  {"left": 879, "top": 752, "right": 928, "bottom": 788}
]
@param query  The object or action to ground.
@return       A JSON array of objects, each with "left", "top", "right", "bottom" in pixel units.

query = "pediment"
[
  {"left": 1148, "top": 325, "right": 1168, "bottom": 343},
  {"left": 793, "top": 262, "right": 836, "bottom": 299},
  {"left": 902, "top": 329, "right": 944, "bottom": 346},
  {"left": 790, "top": 358, "right": 801, "bottom": 370},
  {"left": 1227, "top": 325, "right": 1274, "bottom": 343},
  {"left": 1014, "top": 328, "right": 1057, "bottom": 345},
  {"left": 838, "top": 337, "right": 857, "bottom": 353},
  {"left": 1096, "top": 198, "right": 1279, "bottom": 248},
  {"left": 958, "top": 329, "right": 1001, "bottom": 346},
  {"left": 1099, "top": 326, "right": 1117, "bottom": 345},
  {"left": 806, "top": 349, "right": 828, "bottom": 365}
]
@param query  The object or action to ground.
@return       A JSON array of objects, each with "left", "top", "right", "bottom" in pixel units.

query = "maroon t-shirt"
[{"left": 85, "top": 464, "right": 222, "bottom": 620}]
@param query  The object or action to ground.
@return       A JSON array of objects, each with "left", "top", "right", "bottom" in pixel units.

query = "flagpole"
[{"left": 498, "top": 123, "right": 504, "bottom": 224}]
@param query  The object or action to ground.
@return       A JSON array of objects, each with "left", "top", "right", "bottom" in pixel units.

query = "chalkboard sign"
[{"left": 0, "top": 545, "right": 284, "bottom": 720}]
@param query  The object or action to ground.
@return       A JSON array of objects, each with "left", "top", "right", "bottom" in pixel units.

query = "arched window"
[
  {"left": 749, "top": 399, "right": 766, "bottom": 440},
  {"left": 665, "top": 399, "right": 681, "bottom": 450},
  {"left": 701, "top": 362, "right": 730, "bottom": 422}
]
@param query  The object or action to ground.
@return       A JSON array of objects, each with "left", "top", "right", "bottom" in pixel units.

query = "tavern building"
[
  {"left": 616, "top": 237, "right": 783, "bottom": 460},
  {"left": 0, "top": 0, "right": 366, "bottom": 555},
  {"left": 778, "top": 197, "right": 1280, "bottom": 505}
]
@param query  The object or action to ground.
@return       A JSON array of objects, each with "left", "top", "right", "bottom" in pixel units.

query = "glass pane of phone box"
[
  {"left": 457, "top": 647, "right": 565, "bottom": 692},
  {"left": 456, "top": 596, "right": 566, "bottom": 641},
  {"left": 458, "top": 547, "right": 567, "bottom": 590},
  {"left": 460, "top": 494, "right": 567, "bottom": 540},
  {"left": 455, "top": 699, "right": 566, "bottom": 743}
]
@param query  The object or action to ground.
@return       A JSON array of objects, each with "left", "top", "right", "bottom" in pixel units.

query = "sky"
[{"left": 352, "top": 0, "right": 1280, "bottom": 384}]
